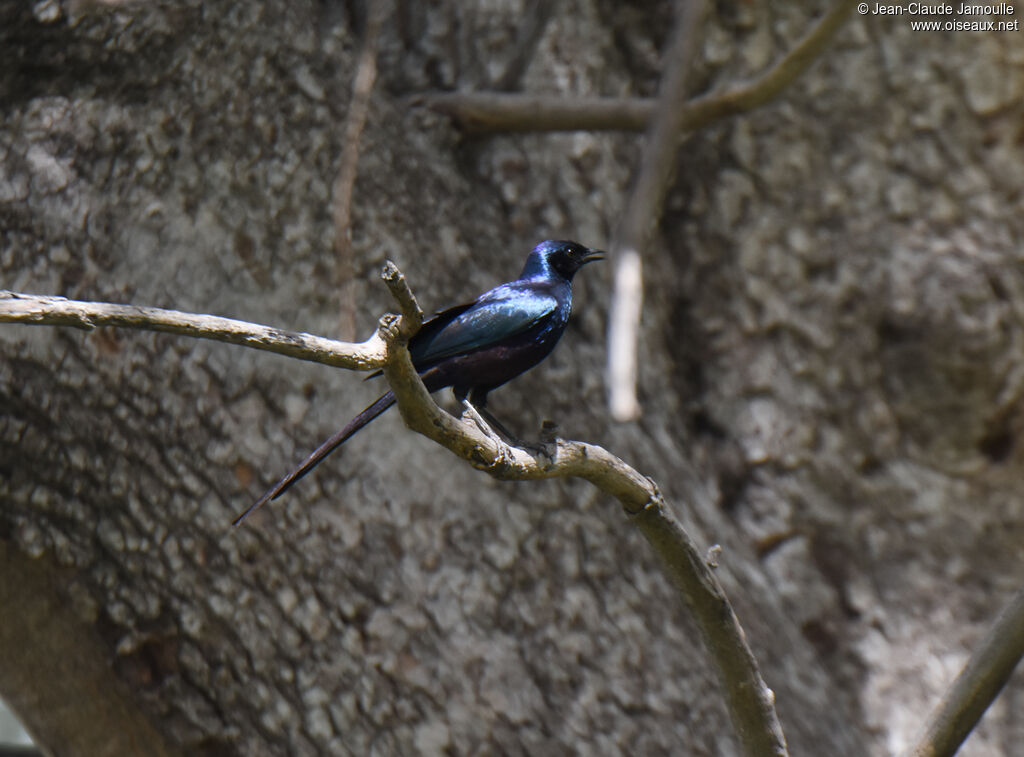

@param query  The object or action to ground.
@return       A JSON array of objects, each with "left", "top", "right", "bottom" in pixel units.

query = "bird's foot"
[
  {"left": 460, "top": 401, "right": 522, "bottom": 446},
  {"left": 459, "top": 402, "right": 561, "bottom": 461},
  {"left": 515, "top": 419, "right": 558, "bottom": 463},
  {"left": 461, "top": 399, "right": 500, "bottom": 439},
  {"left": 461, "top": 400, "right": 518, "bottom": 471}
]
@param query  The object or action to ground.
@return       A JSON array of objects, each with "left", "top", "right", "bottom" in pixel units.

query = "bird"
[{"left": 232, "top": 239, "right": 603, "bottom": 526}]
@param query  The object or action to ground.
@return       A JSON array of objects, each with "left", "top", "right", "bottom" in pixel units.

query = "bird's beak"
[{"left": 582, "top": 248, "right": 605, "bottom": 265}]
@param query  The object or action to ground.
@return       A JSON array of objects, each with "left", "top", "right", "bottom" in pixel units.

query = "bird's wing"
[
  {"left": 412, "top": 301, "right": 478, "bottom": 349},
  {"left": 410, "top": 285, "right": 558, "bottom": 366},
  {"left": 362, "top": 301, "right": 477, "bottom": 381},
  {"left": 363, "top": 301, "right": 477, "bottom": 381}
]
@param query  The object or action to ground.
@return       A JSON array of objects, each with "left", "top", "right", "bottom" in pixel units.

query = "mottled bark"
[{"left": 2, "top": 1, "right": 1022, "bottom": 755}]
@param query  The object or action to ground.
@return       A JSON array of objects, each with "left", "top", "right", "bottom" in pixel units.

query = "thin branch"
[
  {"left": 333, "top": 0, "right": 387, "bottom": 339},
  {"left": 905, "top": 586, "right": 1024, "bottom": 757},
  {"left": 686, "top": 0, "right": 859, "bottom": 120},
  {"left": 607, "top": 0, "right": 704, "bottom": 422},
  {"left": 378, "top": 259, "right": 424, "bottom": 332},
  {"left": 1, "top": 267, "right": 787, "bottom": 756},
  {"left": 0, "top": 290, "right": 389, "bottom": 372},
  {"left": 418, "top": 92, "right": 651, "bottom": 133},
  {"left": 416, "top": 0, "right": 859, "bottom": 134}
]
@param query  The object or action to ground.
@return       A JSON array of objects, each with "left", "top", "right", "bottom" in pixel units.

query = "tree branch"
[
  {"left": 1, "top": 265, "right": 786, "bottom": 756},
  {"left": 0, "top": 290, "right": 389, "bottom": 371},
  {"left": 905, "top": 586, "right": 1024, "bottom": 757},
  {"left": 416, "top": 0, "right": 859, "bottom": 134},
  {"left": 607, "top": 0, "right": 704, "bottom": 422}
]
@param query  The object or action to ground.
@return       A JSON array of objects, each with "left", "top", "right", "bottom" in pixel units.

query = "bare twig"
[
  {"left": 333, "top": 0, "right": 387, "bottom": 339},
  {"left": 418, "top": 92, "right": 653, "bottom": 133},
  {"left": 905, "top": 587, "right": 1024, "bottom": 757},
  {"left": 417, "top": 0, "right": 859, "bottom": 134},
  {"left": 0, "top": 290, "right": 390, "bottom": 371},
  {"left": 378, "top": 259, "right": 424, "bottom": 333},
  {"left": 1, "top": 265, "right": 788, "bottom": 756},
  {"left": 607, "top": 0, "right": 704, "bottom": 422}
]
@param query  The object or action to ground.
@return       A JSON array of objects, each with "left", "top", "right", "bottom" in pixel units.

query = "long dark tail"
[{"left": 232, "top": 391, "right": 396, "bottom": 526}]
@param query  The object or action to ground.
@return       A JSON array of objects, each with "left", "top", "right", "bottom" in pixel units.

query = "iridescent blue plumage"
[
  {"left": 233, "top": 240, "right": 603, "bottom": 525},
  {"left": 408, "top": 286, "right": 559, "bottom": 367}
]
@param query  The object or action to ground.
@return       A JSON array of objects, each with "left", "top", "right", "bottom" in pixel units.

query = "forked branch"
[{"left": 418, "top": 0, "right": 859, "bottom": 134}]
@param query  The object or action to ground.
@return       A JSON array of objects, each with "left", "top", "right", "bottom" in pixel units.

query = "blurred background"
[{"left": 1, "top": 1, "right": 1022, "bottom": 755}]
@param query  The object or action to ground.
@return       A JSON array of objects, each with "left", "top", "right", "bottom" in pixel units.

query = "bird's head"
[{"left": 523, "top": 240, "right": 604, "bottom": 281}]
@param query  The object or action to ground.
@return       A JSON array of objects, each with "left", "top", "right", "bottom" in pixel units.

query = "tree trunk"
[{"left": 2, "top": 1, "right": 1022, "bottom": 754}]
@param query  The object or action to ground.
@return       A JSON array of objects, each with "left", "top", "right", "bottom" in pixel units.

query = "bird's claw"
[
  {"left": 487, "top": 440, "right": 516, "bottom": 472},
  {"left": 529, "top": 419, "right": 559, "bottom": 462},
  {"left": 461, "top": 400, "right": 498, "bottom": 440},
  {"left": 461, "top": 400, "right": 520, "bottom": 472},
  {"left": 523, "top": 440, "right": 556, "bottom": 464}
]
